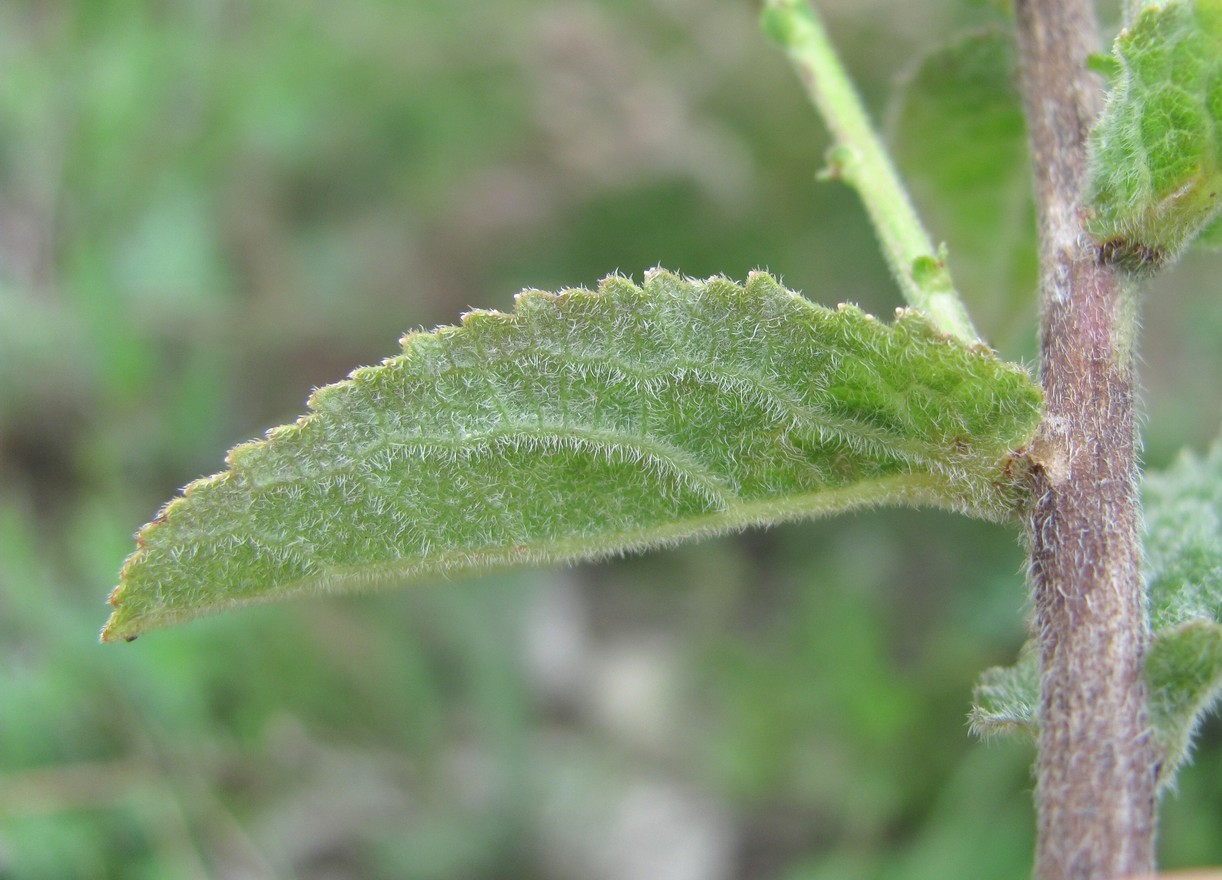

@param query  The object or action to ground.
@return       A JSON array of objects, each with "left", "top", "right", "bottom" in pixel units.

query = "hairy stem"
[
  {"left": 761, "top": 0, "right": 979, "bottom": 343},
  {"left": 1013, "top": 1, "right": 1157, "bottom": 878}
]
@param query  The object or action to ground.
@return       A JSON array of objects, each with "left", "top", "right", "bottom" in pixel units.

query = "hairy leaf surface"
[
  {"left": 1147, "top": 621, "right": 1222, "bottom": 777},
  {"left": 103, "top": 270, "right": 1042, "bottom": 642},
  {"left": 1145, "top": 441, "right": 1222, "bottom": 630},
  {"left": 972, "top": 440, "right": 1222, "bottom": 785},
  {"left": 1143, "top": 441, "right": 1222, "bottom": 777},
  {"left": 970, "top": 641, "right": 1038, "bottom": 739},
  {"left": 1084, "top": 0, "right": 1222, "bottom": 271}
]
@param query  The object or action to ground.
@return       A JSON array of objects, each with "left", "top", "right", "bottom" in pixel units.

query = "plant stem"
[
  {"left": 1013, "top": 1, "right": 1157, "bottom": 878},
  {"left": 761, "top": 0, "right": 979, "bottom": 344}
]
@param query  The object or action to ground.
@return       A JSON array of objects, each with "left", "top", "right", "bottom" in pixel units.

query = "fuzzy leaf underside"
[
  {"left": 1143, "top": 441, "right": 1222, "bottom": 776},
  {"left": 1084, "top": 0, "right": 1222, "bottom": 271},
  {"left": 972, "top": 441, "right": 1222, "bottom": 785},
  {"left": 1146, "top": 621, "right": 1222, "bottom": 777},
  {"left": 1144, "top": 441, "right": 1222, "bottom": 630},
  {"left": 969, "top": 641, "right": 1039, "bottom": 739},
  {"left": 103, "top": 270, "right": 1042, "bottom": 642}
]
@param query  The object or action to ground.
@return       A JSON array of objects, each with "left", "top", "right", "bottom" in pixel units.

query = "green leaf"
[
  {"left": 102, "top": 270, "right": 1042, "bottom": 642},
  {"left": 969, "top": 641, "right": 1039, "bottom": 740},
  {"left": 886, "top": 28, "right": 1037, "bottom": 342},
  {"left": 1142, "top": 440, "right": 1222, "bottom": 779},
  {"left": 1084, "top": 0, "right": 1222, "bottom": 272},
  {"left": 1145, "top": 440, "right": 1222, "bottom": 630},
  {"left": 1147, "top": 620, "right": 1222, "bottom": 779},
  {"left": 972, "top": 439, "right": 1222, "bottom": 786}
]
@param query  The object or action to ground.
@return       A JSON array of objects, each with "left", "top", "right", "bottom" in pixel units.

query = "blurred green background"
[{"left": 1, "top": 0, "right": 1219, "bottom": 877}]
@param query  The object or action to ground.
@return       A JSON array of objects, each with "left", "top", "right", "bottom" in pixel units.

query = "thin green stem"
[{"left": 762, "top": 0, "right": 979, "bottom": 344}]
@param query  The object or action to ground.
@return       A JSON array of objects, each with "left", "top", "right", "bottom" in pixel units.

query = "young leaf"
[
  {"left": 1146, "top": 620, "right": 1222, "bottom": 779},
  {"left": 1145, "top": 440, "right": 1222, "bottom": 631},
  {"left": 972, "top": 439, "right": 1222, "bottom": 786},
  {"left": 970, "top": 641, "right": 1039, "bottom": 740},
  {"left": 102, "top": 270, "right": 1042, "bottom": 642},
  {"left": 1142, "top": 441, "right": 1222, "bottom": 778},
  {"left": 1084, "top": 0, "right": 1222, "bottom": 272}
]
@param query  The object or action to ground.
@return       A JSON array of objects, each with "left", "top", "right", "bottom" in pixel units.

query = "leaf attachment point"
[{"left": 973, "top": 439, "right": 1222, "bottom": 787}]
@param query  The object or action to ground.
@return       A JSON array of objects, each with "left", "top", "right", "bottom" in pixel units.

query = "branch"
[
  {"left": 761, "top": 0, "right": 979, "bottom": 343},
  {"left": 1013, "top": 1, "right": 1157, "bottom": 877}
]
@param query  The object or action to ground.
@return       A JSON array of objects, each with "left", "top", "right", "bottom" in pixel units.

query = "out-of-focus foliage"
[
  {"left": 1145, "top": 441, "right": 1222, "bottom": 632},
  {"left": 886, "top": 27, "right": 1036, "bottom": 354},
  {"left": 2, "top": 1, "right": 1220, "bottom": 878},
  {"left": 1142, "top": 442, "right": 1222, "bottom": 780}
]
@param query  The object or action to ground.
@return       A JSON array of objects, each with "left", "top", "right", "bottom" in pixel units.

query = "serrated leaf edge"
[{"left": 104, "top": 269, "right": 1042, "bottom": 642}]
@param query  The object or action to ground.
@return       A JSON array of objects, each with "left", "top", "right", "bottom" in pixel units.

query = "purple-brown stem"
[{"left": 1013, "top": 0, "right": 1158, "bottom": 877}]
